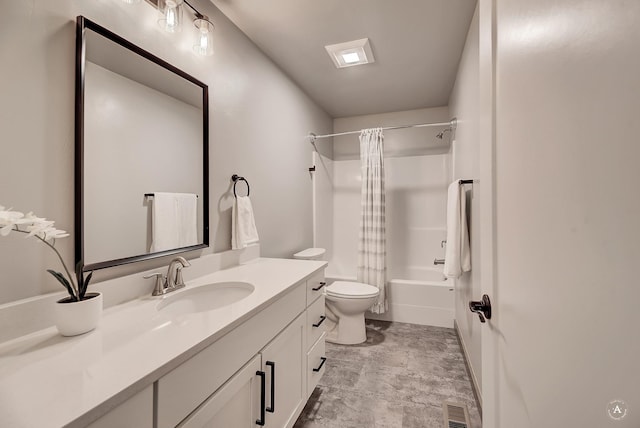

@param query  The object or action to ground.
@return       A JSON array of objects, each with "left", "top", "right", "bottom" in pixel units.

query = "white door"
[
  {"left": 178, "top": 355, "right": 261, "bottom": 428},
  {"left": 478, "top": 0, "right": 640, "bottom": 427},
  {"left": 261, "top": 312, "right": 306, "bottom": 428}
]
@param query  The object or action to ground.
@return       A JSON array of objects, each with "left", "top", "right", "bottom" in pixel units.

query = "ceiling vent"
[{"left": 325, "top": 38, "right": 375, "bottom": 68}]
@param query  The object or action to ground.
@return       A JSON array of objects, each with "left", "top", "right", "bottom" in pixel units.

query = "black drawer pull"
[
  {"left": 312, "top": 315, "right": 326, "bottom": 328},
  {"left": 256, "top": 370, "right": 266, "bottom": 426},
  {"left": 313, "top": 357, "right": 327, "bottom": 372},
  {"left": 266, "top": 361, "right": 275, "bottom": 413},
  {"left": 312, "top": 281, "right": 326, "bottom": 291}
]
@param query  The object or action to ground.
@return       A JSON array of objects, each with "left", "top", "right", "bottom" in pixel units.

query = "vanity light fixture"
[
  {"left": 157, "top": 0, "right": 184, "bottom": 33},
  {"left": 192, "top": 16, "right": 215, "bottom": 56},
  {"left": 125, "top": 0, "right": 216, "bottom": 56},
  {"left": 325, "top": 38, "right": 375, "bottom": 68}
]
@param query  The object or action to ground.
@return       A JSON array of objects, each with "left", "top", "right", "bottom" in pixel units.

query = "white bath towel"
[
  {"left": 444, "top": 181, "right": 471, "bottom": 278},
  {"left": 150, "top": 192, "right": 198, "bottom": 252},
  {"left": 232, "top": 196, "right": 259, "bottom": 250}
]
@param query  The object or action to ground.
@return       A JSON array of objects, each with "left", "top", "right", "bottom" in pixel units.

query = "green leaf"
[
  {"left": 80, "top": 271, "right": 93, "bottom": 300},
  {"left": 47, "top": 269, "right": 76, "bottom": 300},
  {"left": 75, "top": 260, "right": 84, "bottom": 290}
]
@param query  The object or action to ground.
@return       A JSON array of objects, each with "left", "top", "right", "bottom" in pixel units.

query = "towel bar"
[
  {"left": 231, "top": 174, "right": 250, "bottom": 197},
  {"left": 144, "top": 193, "right": 198, "bottom": 199}
]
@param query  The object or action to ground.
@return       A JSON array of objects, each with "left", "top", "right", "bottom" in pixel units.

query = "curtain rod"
[{"left": 308, "top": 118, "right": 457, "bottom": 143}]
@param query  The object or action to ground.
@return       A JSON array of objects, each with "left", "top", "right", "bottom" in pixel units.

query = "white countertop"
[{"left": 0, "top": 258, "right": 326, "bottom": 428}]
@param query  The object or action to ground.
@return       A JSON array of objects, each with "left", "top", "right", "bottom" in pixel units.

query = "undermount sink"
[{"left": 157, "top": 282, "right": 255, "bottom": 316}]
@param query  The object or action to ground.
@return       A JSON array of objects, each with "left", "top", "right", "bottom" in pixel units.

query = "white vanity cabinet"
[
  {"left": 0, "top": 258, "right": 329, "bottom": 428},
  {"left": 260, "top": 312, "right": 306, "bottom": 427},
  {"left": 157, "top": 267, "right": 326, "bottom": 428},
  {"left": 304, "top": 270, "right": 327, "bottom": 398},
  {"left": 179, "top": 313, "right": 306, "bottom": 428},
  {"left": 178, "top": 355, "right": 262, "bottom": 427}
]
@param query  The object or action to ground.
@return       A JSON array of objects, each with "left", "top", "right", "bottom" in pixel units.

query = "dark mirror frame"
[{"left": 75, "top": 16, "right": 209, "bottom": 271}]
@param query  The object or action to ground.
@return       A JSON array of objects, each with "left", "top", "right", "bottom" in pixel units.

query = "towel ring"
[{"left": 231, "top": 174, "right": 250, "bottom": 197}]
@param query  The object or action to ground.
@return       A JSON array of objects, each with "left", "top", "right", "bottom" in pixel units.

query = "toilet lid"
[
  {"left": 293, "top": 248, "right": 326, "bottom": 259},
  {"left": 326, "top": 281, "right": 380, "bottom": 298}
]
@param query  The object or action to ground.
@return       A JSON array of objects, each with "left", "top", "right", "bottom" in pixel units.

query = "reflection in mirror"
[{"left": 76, "top": 16, "right": 209, "bottom": 271}]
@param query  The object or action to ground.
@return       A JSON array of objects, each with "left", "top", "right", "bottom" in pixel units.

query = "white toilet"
[{"left": 293, "top": 248, "right": 380, "bottom": 345}]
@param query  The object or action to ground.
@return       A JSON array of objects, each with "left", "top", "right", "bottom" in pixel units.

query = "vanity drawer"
[
  {"left": 306, "top": 295, "right": 325, "bottom": 348},
  {"left": 306, "top": 333, "right": 326, "bottom": 398},
  {"left": 306, "top": 270, "right": 326, "bottom": 305},
  {"left": 156, "top": 284, "right": 306, "bottom": 428}
]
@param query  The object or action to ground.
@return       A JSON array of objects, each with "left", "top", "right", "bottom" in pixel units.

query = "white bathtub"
[{"left": 325, "top": 267, "right": 454, "bottom": 328}]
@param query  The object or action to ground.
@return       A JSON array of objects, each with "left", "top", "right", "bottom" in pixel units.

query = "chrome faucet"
[
  {"left": 144, "top": 256, "right": 191, "bottom": 296},
  {"left": 166, "top": 256, "right": 190, "bottom": 290}
]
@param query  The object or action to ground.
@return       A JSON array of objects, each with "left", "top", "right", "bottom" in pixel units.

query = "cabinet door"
[
  {"left": 179, "top": 355, "right": 262, "bottom": 428},
  {"left": 261, "top": 312, "right": 306, "bottom": 428},
  {"left": 307, "top": 333, "right": 326, "bottom": 398}
]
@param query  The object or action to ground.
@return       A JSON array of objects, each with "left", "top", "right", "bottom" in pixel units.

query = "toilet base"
[{"left": 326, "top": 312, "right": 367, "bottom": 345}]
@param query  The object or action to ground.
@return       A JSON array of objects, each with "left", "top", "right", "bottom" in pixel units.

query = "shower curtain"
[{"left": 357, "top": 128, "right": 387, "bottom": 314}]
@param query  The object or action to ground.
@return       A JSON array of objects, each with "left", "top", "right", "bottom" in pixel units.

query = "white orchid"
[
  {"left": 0, "top": 205, "right": 92, "bottom": 301},
  {"left": 24, "top": 220, "right": 56, "bottom": 238},
  {"left": 0, "top": 207, "right": 27, "bottom": 236}
]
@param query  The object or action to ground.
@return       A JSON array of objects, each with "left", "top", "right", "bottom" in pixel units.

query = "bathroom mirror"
[{"left": 75, "top": 16, "right": 209, "bottom": 271}]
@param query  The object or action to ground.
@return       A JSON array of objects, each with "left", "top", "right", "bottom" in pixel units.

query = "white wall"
[
  {"left": 0, "top": 0, "right": 331, "bottom": 304},
  {"left": 328, "top": 158, "right": 361, "bottom": 277},
  {"left": 312, "top": 151, "right": 333, "bottom": 261},
  {"left": 483, "top": 0, "right": 640, "bottom": 426},
  {"left": 448, "top": 5, "right": 482, "bottom": 400}
]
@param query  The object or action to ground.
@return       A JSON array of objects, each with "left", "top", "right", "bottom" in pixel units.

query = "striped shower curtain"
[{"left": 357, "top": 128, "right": 387, "bottom": 314}]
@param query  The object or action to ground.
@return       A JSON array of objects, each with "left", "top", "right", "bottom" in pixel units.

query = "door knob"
[{"left": 469, "top": 294, "right": 491, "bottom": 323}]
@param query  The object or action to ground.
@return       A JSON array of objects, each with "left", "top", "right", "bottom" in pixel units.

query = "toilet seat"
[{"left": 326, "top": 281, "right": 379, "bottom": 299}]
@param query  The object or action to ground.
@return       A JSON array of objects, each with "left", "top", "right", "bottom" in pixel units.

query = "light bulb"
[
  {"left": 193, "top": 18, "right": 214, "bottom": 56},
  {"left": 158, "top": 0, "right": 183, "bottom": 33},
  {"left": 166, "top": 7, "right": 176, "bottom": 27},
  {"left": 198, "top": 30, "right": 209, "bottom": 49}
]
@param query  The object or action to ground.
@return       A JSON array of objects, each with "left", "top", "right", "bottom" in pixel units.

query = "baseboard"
[{"left": 454, "top": 320, "right": 483, "bottom": 415}]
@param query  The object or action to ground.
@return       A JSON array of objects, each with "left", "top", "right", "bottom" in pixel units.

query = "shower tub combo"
[
  {"left": 326, "top": 267, "right": 454, "bottom": 328},
  {"left": 312, "top": 151, "right": 455, "bottom": 328}
]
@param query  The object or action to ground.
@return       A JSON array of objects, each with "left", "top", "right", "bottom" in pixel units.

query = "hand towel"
[
  {"left": 150, "top": 192, "right": 198, "bottom": 252},
  {"left": 232, "top": 196, "right": 259, "bottom": 250},
  {"left": 443, "top": 181, "right": 471, "bottom": 278}
]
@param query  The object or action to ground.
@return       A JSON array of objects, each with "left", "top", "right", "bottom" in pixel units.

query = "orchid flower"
[
  {"left": 0, "top": 207, "right": 26, "bottom": 236},
  {"left": 0, "top": 205, "right": 92, "bottom": 301}
]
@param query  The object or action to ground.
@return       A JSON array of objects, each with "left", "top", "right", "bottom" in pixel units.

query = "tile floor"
[{"left": 294, "top": 320, "right": 482, "bottom": 428}]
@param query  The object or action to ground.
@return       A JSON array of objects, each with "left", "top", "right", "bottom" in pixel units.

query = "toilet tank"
[{"left": 293, "top": 248, "right": 326, "bottom": 260}]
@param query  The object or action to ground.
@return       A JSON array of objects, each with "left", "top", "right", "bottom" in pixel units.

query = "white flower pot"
[{"left": 54, "top": 292, "right": 103, "bottom": 336}]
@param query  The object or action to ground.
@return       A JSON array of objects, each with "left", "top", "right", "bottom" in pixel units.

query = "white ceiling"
[{"left": 211, "top": 0, "right": 477, "bottom": 118}]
